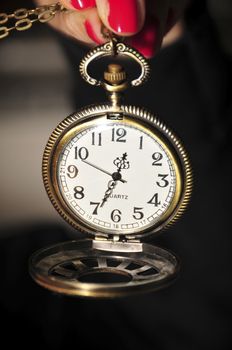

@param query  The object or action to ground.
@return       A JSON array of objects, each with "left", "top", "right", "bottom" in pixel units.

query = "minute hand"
[{"left": 81, "top": 159, "right": 127, "bottom": 183}]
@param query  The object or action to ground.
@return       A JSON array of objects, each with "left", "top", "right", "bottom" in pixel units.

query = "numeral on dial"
[
  {"left": 90, "top": 201, "right": 100, "bottom": 215},
  {"left": 139, "top": 136, "right": 143, "bottom": 150},
  {"left": 67, "top": 165, "right": 78, "bottom": 178},
  {"left": 147, "top": 193, "right": 161, "bottom": 206},
  {"left": 92, "top": 132, "right": 102, "bottom": 146},
  {"left": 75, "top": 147, "right": 89, "bottom": 160},
  {"left": 156, "top": 174, "right": 169, "bottom": 187},
  {"left": 133, "top": 207, "right": 144, "bottom": 220},
  {"left": 111, "top": 209, "right": 122, "bottom": 222},
  {"left": 152, "top": 152, "right": 163, "bottom": 166},
  {"left": 73, "top": 186, "right": 85, "bottom": 199},
  {"left": 112, "top": 128, "right": 127, "bottom": 142}
]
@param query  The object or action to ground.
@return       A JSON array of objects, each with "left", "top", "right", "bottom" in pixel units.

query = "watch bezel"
[{"left": 42, "top": 104, "right": 192, "bottom": 240}]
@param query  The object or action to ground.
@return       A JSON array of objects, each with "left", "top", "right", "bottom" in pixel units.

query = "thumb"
[{"left": 96, "top": 0, "right": 145, "bottom": 36}]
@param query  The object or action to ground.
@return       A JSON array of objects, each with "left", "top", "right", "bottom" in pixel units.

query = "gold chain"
[{"left": 0, "top": 2, "right": 65, "bottom": 40}]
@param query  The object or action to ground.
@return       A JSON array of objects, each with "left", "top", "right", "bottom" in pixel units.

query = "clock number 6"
[
  {"left": 111, "top": 209, "right": 122, "bottom": 223},
  {"left": 74, "top": 186, "right": 85, "bottom": 199}
]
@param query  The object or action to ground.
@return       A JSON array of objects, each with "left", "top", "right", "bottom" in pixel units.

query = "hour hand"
[{"left": 81, "top": 159, "right": 127, "bottom": 183}]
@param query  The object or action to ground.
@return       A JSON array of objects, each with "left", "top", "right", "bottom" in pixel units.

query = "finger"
[
  {"left": 36, "top": 0, "right": 105, "bottom": 44},
  {"left": 127, "top": 0, "right": 170, "bottom": 58},
  {"left": 35, "top": 0, "right": 105, "bottom": 44},
  {"left": 56, "top": 8, "right": 105, "bottom": 44},
  {"left": 60, "top": 0, "right": 96, "bottom": 11},
  {"left": 127, "top": 17, "right": 161, "bottom": 58},
  {"left": 95, "top": 0, "right": 145, "bottom": 36}
]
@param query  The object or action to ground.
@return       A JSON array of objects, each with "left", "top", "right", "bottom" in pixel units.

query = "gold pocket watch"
[{"left": 29, "top": 38, "right": 193, "bottom": 298}]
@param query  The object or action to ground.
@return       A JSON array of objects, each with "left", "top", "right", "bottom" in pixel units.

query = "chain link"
[{"left": 0, "top": 2, "right": 65, "bottom": 40}]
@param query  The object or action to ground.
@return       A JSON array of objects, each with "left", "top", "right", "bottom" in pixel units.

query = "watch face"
[{"left": 44, "top": 106, "right": 190, "bottom": 238}]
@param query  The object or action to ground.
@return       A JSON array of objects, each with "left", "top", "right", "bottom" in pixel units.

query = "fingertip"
[
  {"left": 84, "top": 18, "right": 105, "bottom": 44},
  {"left": 60, "top": 0, "right": 96, "bottom": 11},
  {"left": 71, "top": 0, "right": 96, "bottom": 10},
  {"left": 96, "top": 0, "right": 145, "bottom": 36}
]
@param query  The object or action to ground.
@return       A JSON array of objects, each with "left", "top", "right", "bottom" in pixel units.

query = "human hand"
[{"left": 36, "top": 0, "right": 189, "bottom": 58}]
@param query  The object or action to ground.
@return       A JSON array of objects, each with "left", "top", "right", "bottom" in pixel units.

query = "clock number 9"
[
  {"left": 111, "top": 209, "right": 122, "bottom": 223},
  {"left": 67, "top": 165, "right": 78, "bottom": 178},
  {"left": 73, "top": 186, "right": 85, "bottom": 199}
]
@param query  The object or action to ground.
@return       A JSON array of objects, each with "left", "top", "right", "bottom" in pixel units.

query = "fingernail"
[
  {"left": 108, "top": 0, "right": 140, "bottom": 33},
  {"left": 85, "top": 20, "right": 104, "bottom": 44},
  {"left": 71, "top": 0, "right": 96, "bottom": 10},
  {"left": 128, "top": 18, "right": 160, "bottom": 58}
]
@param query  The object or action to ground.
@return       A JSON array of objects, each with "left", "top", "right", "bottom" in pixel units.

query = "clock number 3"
[{"left": 156, "top": 174, "right": 169, "bottom": 187}]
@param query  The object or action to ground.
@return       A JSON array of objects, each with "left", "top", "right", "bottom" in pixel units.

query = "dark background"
[{"left": 0, "top": 1, "right": 232, "bottom": 349}]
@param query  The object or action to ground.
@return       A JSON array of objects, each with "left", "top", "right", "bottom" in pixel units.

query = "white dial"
[{"left": 56, "top": 117, "right": 177, "bottom": 234}]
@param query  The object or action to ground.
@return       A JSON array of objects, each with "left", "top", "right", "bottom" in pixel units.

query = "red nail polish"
[
  {"left": 71, "top": 0, "right": 96, "bottom": 10},
  {"left": 85, "top": 20, "right": 103, "bottom": 44},
  {"left": 129, "top": 18, "right": 160, "bottom": 58},
  {"left": 108, "top": 0, "right": 139, "bottom": 33}
]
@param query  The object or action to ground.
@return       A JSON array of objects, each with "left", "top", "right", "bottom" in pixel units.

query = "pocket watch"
[{"left": 29, "top": 38, "right": 193, "bottom": 298}]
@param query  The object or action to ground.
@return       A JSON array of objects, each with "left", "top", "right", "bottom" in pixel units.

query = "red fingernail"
[
  {"left": 108, "top": 0, "right": 140, "bottom": 33},
  {"left": 85, "top": 20, "right": 104, "bottom": 44},
  {"left": 128, "top": 18, "right": 160, "bottom": 58},
  {"left": 71, "top": 0, "right": 96, "bottom": 10}
]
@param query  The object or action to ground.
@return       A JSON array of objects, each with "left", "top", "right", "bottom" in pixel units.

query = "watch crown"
[{"left": 104, "top": 64, "right": 126, "bottom": 85}]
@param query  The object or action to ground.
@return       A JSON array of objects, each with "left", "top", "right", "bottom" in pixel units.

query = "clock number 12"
[{"left": 111, "top": 128, "right": 127, "bottom": 142}]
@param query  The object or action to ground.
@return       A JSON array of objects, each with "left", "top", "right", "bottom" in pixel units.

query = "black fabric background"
[{"left": 1, "top": 10, "right": 232, "bottom": 350}]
